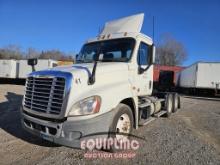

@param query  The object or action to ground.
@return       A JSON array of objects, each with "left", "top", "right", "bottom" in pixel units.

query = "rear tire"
[
  {"left": 172, "top": 93, "right": 179, "bottom": 113},
  {"left": 164, "top": 94, "right": 173, "bottom": 117},
  {"left": 178, "top": 95, "right": 181, "bottom": 109}
]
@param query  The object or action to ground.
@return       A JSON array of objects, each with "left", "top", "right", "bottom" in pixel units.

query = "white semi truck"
[{"left": 21, "top": 13, "right": 180, "bottom": 149}]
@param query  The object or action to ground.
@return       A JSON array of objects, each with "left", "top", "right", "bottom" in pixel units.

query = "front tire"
[{"left": 108, "top": 103, "right": 134, "bottom": 152}]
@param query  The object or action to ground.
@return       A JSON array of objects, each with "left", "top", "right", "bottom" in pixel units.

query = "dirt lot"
[{"left": 0, "top": 84, "right": 220, "bottom": 165}]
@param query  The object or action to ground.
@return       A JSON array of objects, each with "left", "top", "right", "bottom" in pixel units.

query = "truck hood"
[{"left": 28, "top": 62, "right": 131, "bottom": 119}]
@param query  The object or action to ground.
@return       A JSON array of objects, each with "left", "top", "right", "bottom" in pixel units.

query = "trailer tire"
[
  {"left": 178, "top": 95, "right": 181, "bottom": 109},
  {"left": 165, "top": 94, "right": 173, "bottom": 117},
  {"left": 108, "top": 103, "right": 134, "bottom": 152},
  {"left": 172, "top": 93, "right": 179, "bottom": 113}
]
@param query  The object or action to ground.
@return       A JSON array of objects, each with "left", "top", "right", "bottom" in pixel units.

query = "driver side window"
[{"left": 137, "top": 42, "right": 149, "bottom": 65}]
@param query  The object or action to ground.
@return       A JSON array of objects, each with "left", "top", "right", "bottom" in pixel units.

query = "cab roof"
[{"left": 86, "top": 32, "right": 153, "bottom": 45}]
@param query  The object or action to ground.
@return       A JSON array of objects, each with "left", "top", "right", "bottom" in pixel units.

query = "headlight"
[{"left": 68, "top": 96, "right": 101, "bottom": 116}]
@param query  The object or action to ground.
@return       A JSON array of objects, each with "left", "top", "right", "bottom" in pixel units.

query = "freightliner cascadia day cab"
[{"left": 21, "top": 13, "right": 180, "bottom": 149}]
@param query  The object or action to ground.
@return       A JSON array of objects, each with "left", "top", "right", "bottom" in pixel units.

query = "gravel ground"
[{"left": 0, "top": 84, "right": 220, "bottom": 165}]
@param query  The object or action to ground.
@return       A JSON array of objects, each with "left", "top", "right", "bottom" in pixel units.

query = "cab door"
[{"left": 135, "top": 41, "right": 153, "bottom": 96}]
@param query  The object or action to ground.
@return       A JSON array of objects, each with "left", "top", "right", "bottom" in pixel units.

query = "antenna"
[
  {"left": 98, "top": 26, "right": 101, "bottom": 35},
  {"left": 98, "top": 26, "right": 104, "bottom": 35},
  {"left": 152, "top": 15, "right": 155, "bottom": 42}
]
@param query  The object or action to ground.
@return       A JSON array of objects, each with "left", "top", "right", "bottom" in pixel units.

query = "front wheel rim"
[{"left": 115, "top": 113, "right": 131, "bottom": 141}]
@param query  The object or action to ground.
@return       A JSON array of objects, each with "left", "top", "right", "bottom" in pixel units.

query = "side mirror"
[
  {"left": 27, "top": 58, "right": 38, "bottom": 72},
  {"left": 28, "top": 58, "right": 38, "bottom": 66}
]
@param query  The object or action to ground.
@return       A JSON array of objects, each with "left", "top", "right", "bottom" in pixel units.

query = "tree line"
[
  {"left": 0, "top": 34, "right": 187, "bottom": 66},
  {"left": 0, "top": 45, "right": 75, "bottom": 61}
]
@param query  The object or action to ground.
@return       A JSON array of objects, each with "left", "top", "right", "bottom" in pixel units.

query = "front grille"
[{"left": 24, "top": 76, "right": 65, "bottom": 115}]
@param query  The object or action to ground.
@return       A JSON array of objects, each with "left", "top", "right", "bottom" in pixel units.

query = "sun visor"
[{"left": 100, "top": 13, "right": 144, "bottom": 35}]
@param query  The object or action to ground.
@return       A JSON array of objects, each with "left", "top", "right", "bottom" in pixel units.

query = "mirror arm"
[
  {"left": 32, "top": 65, "right": 36, "bottom": 72},
  {"left": 138, "top": 64, "right": 152, "bottom": 74}
]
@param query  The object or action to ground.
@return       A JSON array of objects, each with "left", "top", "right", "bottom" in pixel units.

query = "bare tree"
[
  {"left": 0, "top": 45, "right": 22, "bottom": 59},
  {"left": 39, "top": 50, "right": 74, "bottom": 61},
  {"left": 0, "top": 45, "right": 75, "bottom": 61},
  {"left": 39, "top": 50, "right": 63, "bottom": 60},
  {"left": 26, "top": 47, "right": 40, "bottom": 59},
  {"left": 156, "top": 34, "right": 187, "bottom": 66}
]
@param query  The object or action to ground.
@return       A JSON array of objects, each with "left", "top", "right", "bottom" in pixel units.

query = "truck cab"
[{"left": 21, "top": 13, "right": 180, "bottom": 149}]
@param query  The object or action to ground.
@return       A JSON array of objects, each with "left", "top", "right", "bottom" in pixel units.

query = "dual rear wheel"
[{"left": 165, "top": 93, "right": 180, "bottom": 117}]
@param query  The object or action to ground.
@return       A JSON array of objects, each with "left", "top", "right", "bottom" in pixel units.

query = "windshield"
[{"left": 76, "top": 38, "right": 135, "bottom": 63}]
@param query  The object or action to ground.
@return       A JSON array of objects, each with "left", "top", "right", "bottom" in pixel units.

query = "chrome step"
[
  {"left": 154, "top": 110, "right": 167, "bottom": 118},
  {"left": 138, "top": 102, "right": 151, "bottom": 108},
  {"left": 139, "top": 117, "right": 156, "bottom": 126}
]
